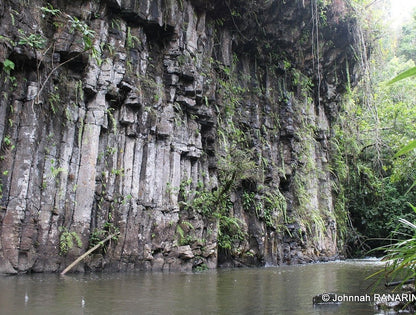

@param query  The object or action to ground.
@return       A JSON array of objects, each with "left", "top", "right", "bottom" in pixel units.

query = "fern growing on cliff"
[{"left": 59, "top": 227, "right": 82, "bottom": 255}]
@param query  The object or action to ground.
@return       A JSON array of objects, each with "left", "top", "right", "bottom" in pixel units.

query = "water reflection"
[{"left": 0, "top": 260, "right": 386, "bottom": 314}]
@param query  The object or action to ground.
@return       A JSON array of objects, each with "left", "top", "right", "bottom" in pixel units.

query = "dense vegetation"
[{"left": 335, "top": 6, "right": 416, "bottom": 256}]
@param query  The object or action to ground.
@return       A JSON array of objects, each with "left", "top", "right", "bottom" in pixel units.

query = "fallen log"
[{"left": 61, "top": 232, "right": 119, "bottom": 275}]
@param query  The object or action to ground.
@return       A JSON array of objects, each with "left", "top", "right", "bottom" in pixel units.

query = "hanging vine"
[{"left": 311, "top": 0, "right": 322, "bottom": 107}]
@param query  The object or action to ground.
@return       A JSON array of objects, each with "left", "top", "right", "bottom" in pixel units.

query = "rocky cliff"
[{"left": 0, "top": 0, "right": 358, "bottom": 273}]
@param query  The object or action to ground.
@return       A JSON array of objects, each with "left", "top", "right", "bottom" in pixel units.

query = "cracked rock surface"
[{"left": 0, "top": 0, "right": 359, "bottom": 273}]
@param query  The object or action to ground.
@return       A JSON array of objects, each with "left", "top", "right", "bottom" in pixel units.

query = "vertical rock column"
[
  {"left": 73, "top": 91, "right": 106, "bottom": 246},
  {"left": 1, "top": 98, "right": 37, "bottom": 272}
]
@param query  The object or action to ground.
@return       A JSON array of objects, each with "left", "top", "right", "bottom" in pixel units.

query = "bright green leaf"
[
  {"left": 394, "top": 139, "right": 416, "bottom": 157},
  {"left": 388, "top": 66, "right": 416, "bottom": 85},
  {"left": 408, "top": 203, "right": 416, "bottom": 214},
  {"left": 2, "top": 59, "right": 15, "bottom": 72}
]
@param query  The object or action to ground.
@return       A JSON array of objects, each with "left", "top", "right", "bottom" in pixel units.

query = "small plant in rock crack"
[
  {"left": 2, "top": 59, "right": 16, "bottom": 87},
  {"left": 176, "top": 224, "right": 195, "bottom": 246},
  {"left": 193, "top": 262, "right": 208, "bottom": 272},
  {"left": 2, "top": 59, "right": 15, "bottom": 73},
  {"left": 18, "top": 29, "right": 47, "bottom": 50},
  {"left": 40, "top": 4, "right": 61, "bottom": 17},
  {"left": 59, "top": 227, "right": 82, "bottom": 255},
  {"left": 89, "top": 220, "right": 120, "bottom": 251}
]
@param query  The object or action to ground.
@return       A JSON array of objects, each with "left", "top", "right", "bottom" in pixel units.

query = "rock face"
[{"left": 0, "top": 0, "right": 358, "bottom": 273}]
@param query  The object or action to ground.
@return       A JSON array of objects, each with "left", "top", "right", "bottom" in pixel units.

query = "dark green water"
[{"left": 0, "top": 259, "right": 389, "bottom": 314}]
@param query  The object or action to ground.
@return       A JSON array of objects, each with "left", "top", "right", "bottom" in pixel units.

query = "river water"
[{"left": 0, "top": 259, "right": 393, "bottom": 314}]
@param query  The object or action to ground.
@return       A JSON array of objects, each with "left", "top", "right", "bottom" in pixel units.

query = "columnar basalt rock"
[{"left": 0, "top": 0, "right": 358, "bottom": 273}]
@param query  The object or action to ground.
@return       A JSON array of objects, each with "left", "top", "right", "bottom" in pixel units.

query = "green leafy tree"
[
  {"left": 398, "top": 9, "right": 416, "bottom": 62},
  {"left": 336, "top": 11, "right": 416, "bottom": 255}
]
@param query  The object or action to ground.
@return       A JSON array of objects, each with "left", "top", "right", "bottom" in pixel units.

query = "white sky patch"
[{"left": 390, "top": 0, "right": 416, "bottom": 28}]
